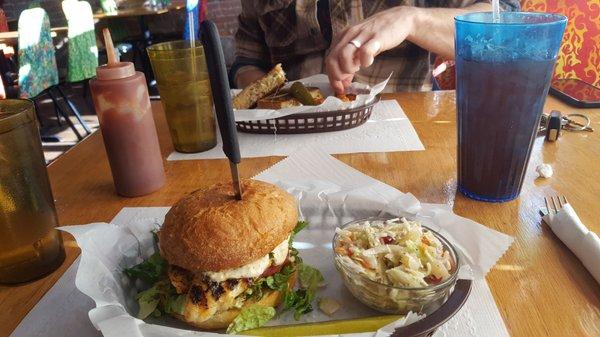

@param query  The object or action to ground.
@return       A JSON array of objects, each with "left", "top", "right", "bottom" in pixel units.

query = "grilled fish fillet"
[
  {"left": 233, "top": 64, "right": 286, "bottom": 109},
  {"left": 169, "top": 266, "right": 249, "bottom": 323}
]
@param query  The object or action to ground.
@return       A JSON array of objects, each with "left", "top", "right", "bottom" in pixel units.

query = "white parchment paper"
[
  {"left": 233, "top": 74, "right": 389, "bottom": 122},
  {"left": 57, "top": 149, "right": 512, "bottom": 337},
  {"left": 168, "top": 100, "right": 424, "bottom": 161}
]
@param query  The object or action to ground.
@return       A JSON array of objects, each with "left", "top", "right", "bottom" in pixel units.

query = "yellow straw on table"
[{"left": 242, "top": 315, "right": 402, "bottom": 336}]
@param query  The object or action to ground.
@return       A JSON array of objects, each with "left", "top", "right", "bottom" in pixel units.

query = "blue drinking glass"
[{"left": 455, "top": 12, "right": 567, "bottom": 202}]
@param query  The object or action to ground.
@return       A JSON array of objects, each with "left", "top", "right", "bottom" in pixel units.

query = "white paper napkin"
[
  {"left": 543, "top": 203, "right": 600, "bottom": 284},
  {"left": 167, "top": 100, "right": 424, "bottom": 160}
]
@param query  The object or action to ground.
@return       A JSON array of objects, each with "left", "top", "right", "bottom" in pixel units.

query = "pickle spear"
[
  {"left": 242, "top": 315, "right": 402, "bottom": 336},
  {"left": 290, "top": 82, "right": 318, "bottom": 105}
]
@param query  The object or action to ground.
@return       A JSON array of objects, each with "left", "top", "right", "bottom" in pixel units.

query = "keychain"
[
  {"left": 539, "top": 110, "right": 593, "bottom": 141},
  {"left": 562, "top": 113, "right": 593, "bottom": 132},
  {"left": 544, "top": 110, "right": 562, "bottom": 141}
]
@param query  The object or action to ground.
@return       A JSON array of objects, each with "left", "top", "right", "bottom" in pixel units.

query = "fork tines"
[{"left": 544, "top": 195, "right": 569, "bottom": 215}]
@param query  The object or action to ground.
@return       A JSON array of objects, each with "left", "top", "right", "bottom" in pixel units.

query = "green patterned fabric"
[
  {"left": 63, "top": 1, "right": 98, "bottom": 82},
  {"left": 18, "top": 8, "right": 59, "bottom": 98},
  {"left": 99, "top": 0, "right": 117, "bottom": 14}
]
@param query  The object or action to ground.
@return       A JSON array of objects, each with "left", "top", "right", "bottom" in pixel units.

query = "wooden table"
[
  {"left": 93, "top": 8, "right": 170, "bottom": 20},
  {"left": 93, "top": 4, "right": 185, "bottom": 19},
  {"left": 0, "top": 92, "right": 598, "bottom": 337}
]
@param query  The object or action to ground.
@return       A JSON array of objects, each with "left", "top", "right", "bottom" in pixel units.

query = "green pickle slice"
[{"left": 290, "top": 82, "right": 318, "bottom": 106}]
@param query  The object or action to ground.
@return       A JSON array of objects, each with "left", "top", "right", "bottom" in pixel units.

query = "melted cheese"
[{"left": 204, "top": 237, "right": 290, "bottom": 282}]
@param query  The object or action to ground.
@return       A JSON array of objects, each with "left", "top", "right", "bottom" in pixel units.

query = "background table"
[
  {"left": 93, "top": 7, "right": 170, "bottom": 20},
  {"left": 0, "top": 92, "right": 598, "bottom": 337},
  {"left": 93, "top": 5, "right": 185, "bottom": 93},
  {"left": 0, "top": 27, "right": 67, "bottom": 44}
]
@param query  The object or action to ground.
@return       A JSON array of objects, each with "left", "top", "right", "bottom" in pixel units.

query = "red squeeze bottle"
[{"left": 90, "top": 29, "right": 165, "bottom": 197}]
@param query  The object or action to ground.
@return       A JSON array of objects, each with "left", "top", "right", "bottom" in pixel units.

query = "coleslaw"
[{"left": 334, "top": 218, "right": 453, "bottom": 288}]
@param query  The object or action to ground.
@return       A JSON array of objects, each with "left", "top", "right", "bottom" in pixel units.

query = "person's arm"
[
  {"left": 326, "top": 2, "right": 497, "bottom": 93},
  {"left": 408, "top": 3, "right": 492, "bottom": 60},
  {"left": 230, "top": 3, "right": 270, "bottom": 88},
  {"left": 234, "top": 65, "right": 267, "bottom": 88}
]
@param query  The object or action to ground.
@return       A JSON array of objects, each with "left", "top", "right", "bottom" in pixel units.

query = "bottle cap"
[
  {"left": 96, "top": 62, "right": 136, "bottom": 80},
  {"left": 96, "top": 28, "right": 135, "bottom": 80}
]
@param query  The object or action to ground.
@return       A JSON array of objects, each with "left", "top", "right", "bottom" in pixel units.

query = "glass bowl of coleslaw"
[{"left": 333, "top": 217, "right": 459, "bottom": 314}]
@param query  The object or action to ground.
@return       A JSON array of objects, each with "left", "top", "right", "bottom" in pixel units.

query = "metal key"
[{"left": 563, "top": 115, "right": 594, "bottom": 132}]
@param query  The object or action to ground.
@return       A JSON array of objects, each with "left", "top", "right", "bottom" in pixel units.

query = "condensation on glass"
[{"left": 0, "top": 99, "right": 65, "bottom": 283}]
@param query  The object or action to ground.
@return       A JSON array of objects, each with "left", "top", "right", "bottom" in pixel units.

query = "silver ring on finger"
[{"left": 349, "top": 39, "right": 362, "bottom": 48}]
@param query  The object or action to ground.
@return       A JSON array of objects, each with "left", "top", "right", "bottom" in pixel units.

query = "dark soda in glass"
[{"left": 455, "top": 12, "right": 567, "bottom": 202}]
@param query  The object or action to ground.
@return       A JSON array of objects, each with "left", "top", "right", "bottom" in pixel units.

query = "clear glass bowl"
[{"left": 333, "top": 217, "right": 460, "bottom": 315}]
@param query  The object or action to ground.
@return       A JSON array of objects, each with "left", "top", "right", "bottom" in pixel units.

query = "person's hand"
[{"left": 326, "top": 6, "right": 418, "bottom": 94}]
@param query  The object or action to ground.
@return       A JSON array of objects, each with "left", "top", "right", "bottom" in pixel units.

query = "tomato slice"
[
  {"left": 260, "top": 256, "right": 290, "bottom": 277},
  {"left": 261, "top": 263, "right": 283, "bottom": 277}
]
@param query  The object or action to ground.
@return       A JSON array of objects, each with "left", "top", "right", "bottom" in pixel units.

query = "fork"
[{"left": 544, "top": 195, "right": 569, "bottom": 215}]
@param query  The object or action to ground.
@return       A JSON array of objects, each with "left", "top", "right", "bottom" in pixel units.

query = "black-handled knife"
[
  {"left": 391, "top": 278, "right": 472, "bottom": 337},
  {"left": 200, "top": 20, "right": 242, "bottom": 200}
]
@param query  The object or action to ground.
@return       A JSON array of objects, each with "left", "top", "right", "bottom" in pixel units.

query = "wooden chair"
[{"left": 432, "top": 56, "right": 456, "bottom": 91}]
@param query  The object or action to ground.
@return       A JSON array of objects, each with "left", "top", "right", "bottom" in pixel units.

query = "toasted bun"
[
  {"left": 159, "top": 180, "right": 298, "bottom": 272},
  {"left": 175, "top": 270, "right": 297, "bottom": 330}
]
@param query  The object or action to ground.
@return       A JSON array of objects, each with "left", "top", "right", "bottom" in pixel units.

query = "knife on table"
[{"left": 200, "top": 20, "right": 242, "bottom": 200}]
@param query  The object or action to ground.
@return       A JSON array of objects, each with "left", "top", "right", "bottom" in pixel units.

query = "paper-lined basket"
[
  {"left": 232, "top": 74, "right": 390, "bottom": 123},
  {"left": 236, "top": 96, "right": 379, "bottom": 134}
]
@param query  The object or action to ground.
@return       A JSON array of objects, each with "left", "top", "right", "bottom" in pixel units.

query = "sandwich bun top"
[{"left": 158, "top": 179, "right": 298, "bottom": 272}]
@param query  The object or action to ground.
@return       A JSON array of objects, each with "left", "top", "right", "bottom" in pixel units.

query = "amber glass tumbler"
[
  {"left": 0, "top": 100, "right": 65, "bottom": 283},
  {"left": 148, "top": 40, "right": 217, "bottom": 153}
]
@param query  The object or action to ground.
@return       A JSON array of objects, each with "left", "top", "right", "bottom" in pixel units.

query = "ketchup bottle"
[{"left": 90, "top": 29, "right": 165, "bottom": 197}]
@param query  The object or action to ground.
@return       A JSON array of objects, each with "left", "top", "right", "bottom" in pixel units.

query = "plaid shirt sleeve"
[
  {"left": 433, "top": 0, "right": 520, "bottom": 10},
  {"left": 230, "top": 3, "right": 272, "bottom": 85}
]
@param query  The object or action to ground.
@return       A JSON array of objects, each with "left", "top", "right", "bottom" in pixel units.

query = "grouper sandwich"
[{"left": 124, "top": 180, "right": 322, "bottom": 333}]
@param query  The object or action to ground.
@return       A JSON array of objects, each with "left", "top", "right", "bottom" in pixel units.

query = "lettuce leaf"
[
  {"left": 164, "top": 293, "right": 186, "bottom": 315},
  {"left": 133, "top": 279, "right": 185, "bottom": 319},
  {"left": 226, "top": 305, "right": 276, "bottom": 334},
  {"left": 283, "top": 288, "right": 311, "bottom": 320},
  {"left": 124, "top": 252, "right": 167, "bottom": 284},
  {"left": 136, "top": 285, "right": 161, "bottom": 319},
  {"left": 298, "top": 263, "right": 325, "bottom": 289},
  {"left": 276, "top": 222, "right": 325, "bottom": 320},
  {"left": 124, "top": 232, "right": 187, "bottom": 319},
  {"left": 246, "top": 221, "right": 308, "bottom": 301},
  {"left": 247, "top": 264, "right": 295, "bottom": 300},
  {"left": 283, "top": 263, "right": 324, "bottom": 320},
  {"left": 289, "top": 221, "right": 308, "bottom": 263},
  {"left": 292, "top": 221, "right": 309, "bottom": 236}
]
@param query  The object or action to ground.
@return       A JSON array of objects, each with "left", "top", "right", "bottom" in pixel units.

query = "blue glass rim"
[{"left": 455, "top": 11, "right": 567, "bottom": 26}]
